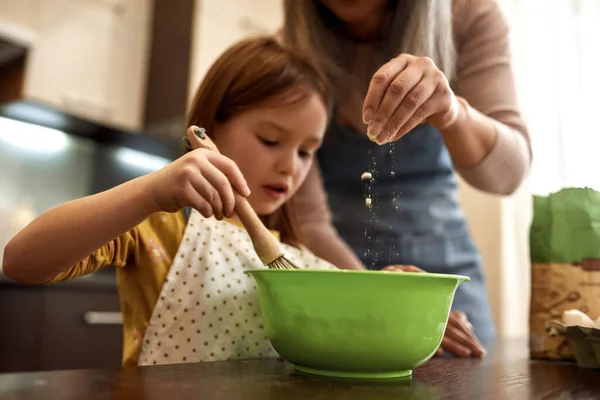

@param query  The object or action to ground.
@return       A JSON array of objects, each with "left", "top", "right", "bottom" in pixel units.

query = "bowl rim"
[{"left": 244, "top": 268, "right": 470, "bottom": 282}]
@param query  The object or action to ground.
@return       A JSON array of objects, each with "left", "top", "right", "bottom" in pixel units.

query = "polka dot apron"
[{"left": 138, "top": 209, "right": 336, "bottom": 366}]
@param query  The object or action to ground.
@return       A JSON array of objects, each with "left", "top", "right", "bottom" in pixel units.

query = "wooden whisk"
[{"left": 184, "top": 126, "right": 300, "bottom": 270}]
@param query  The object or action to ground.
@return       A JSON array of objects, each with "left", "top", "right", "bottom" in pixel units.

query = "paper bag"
[{"left": 529, "top": 188, "right": 600, "bottom": 360}]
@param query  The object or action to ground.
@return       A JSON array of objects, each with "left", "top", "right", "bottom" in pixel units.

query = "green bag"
[{"left": 530, "top": 187, "right": 600, "bottom": 264}]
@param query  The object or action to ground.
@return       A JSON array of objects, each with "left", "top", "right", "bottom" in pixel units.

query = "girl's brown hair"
[{"left": 185, "top": 35, "right": 332, "bottom": 248}]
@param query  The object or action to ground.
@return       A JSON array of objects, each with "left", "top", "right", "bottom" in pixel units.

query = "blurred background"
[{"left": 0, "top": 0, "right": 598, "bottom": 373}]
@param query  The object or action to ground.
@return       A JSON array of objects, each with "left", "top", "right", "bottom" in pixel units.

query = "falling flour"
[{"left": 361, "top": 171, "right": 373, "bottom": 209}]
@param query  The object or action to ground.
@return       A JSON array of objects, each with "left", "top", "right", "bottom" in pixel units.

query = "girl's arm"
[
  {"left": 3, "top": 142, "right": 250, "bottom": 284},
  {"left": 2, "top": 175, "right": 157, "bottom": 284}
]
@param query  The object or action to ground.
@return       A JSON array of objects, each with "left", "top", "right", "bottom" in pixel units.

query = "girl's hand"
[
  {"left": 148, "top": 132, "right": 250, "bottom": 219},
  {"left": 362, "top": 54, "right": 460, "bottom": 145}
]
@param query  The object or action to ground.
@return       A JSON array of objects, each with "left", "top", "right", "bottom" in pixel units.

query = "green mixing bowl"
[{"left": 245, "top": 269, "right": 469, "bottom": 379}]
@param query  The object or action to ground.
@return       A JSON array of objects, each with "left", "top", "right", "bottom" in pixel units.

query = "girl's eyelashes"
[
  {"left": 299, "top": 150, "right": 313, "bottom": 159},
  {"left": 258, "top": 135, "right": 315, "bottom": 158},
  {"left": 258, "top": 137, "right": 278, "bottom": 147}
]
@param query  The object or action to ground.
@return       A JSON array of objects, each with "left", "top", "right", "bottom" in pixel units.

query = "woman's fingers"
[
  {"left": 445, "top": 312, "right": 486, "bottom": 358},
  {"left": 366, "top": 65, "right": 423, "bottom": 142},
  {"left": 441, "top": 334, "right": 472, "bottom": 358},
  {"left": 435, "top": 346, "right": 444, "bottom": 357},
  {"left": 444, "top": 325, "right": 480, "bottom": 356},
  {"left": 381, "top": 264, "right": 425, "bottom": 273},
  {"left": 363, "top": 55, "right": 457, "bottom": 145},
  {"left": 380, "top": 75, "right": 438, "bottom": 143},
  {"left": 363, "top": 56, "right": 410, "bottom": 125},
  {"left": 436, "top": 312, "right": 486, "bottom": 358},
  {"left": 449, "top": 311, "right": 473, "bottom": 332}
]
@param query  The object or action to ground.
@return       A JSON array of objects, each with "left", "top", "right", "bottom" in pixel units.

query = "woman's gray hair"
[{"left": 283, "top": 0, "right": 456, "bottom": 95}]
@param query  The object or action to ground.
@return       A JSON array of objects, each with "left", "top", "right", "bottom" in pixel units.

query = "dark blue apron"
[{"left": 317, "top": 121, "right": 496, "bottom": 343}]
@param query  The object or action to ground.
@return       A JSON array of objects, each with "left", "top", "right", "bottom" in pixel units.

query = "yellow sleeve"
[
  {"left": 46, "top": 212, "right": 186, "bottom": 283},
  {"left": 46, "top": 229, "right": 137, "bottom": 283}
]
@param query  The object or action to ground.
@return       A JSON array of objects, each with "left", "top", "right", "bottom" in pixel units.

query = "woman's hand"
[
  {"left": 148, "top": 130, "right": 250, "bottom": 219},
  {"left": 382, "top": 264, "right": 486, "bottom": 358},
  {"left": 435, "top": 311, "right": 486, "bottom": 358},
  {"left": 381, "top": 264, "right": 424, "bottom": 273},
  {"left": 362, "top": 54, "right": 460, "bottom": 145}
]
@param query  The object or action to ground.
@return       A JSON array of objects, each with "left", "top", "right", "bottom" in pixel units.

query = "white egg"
[
  {"left": 365, "top": 197, "right": 372, "bottom": 208},
  {"left": 361, "top": 172, "right": 373, "bottom": 181},
  {"left": 562, "top": 309, "right": 594, "bottom": 327}
]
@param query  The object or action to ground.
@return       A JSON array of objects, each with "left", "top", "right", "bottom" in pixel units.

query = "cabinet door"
[
  {"left": 24, "top": 0, "right": 115, "bottom": 125},
  {"left": 103, "top": 0, "right": 152, "bottom": 132},
  {"left": 0, "top": 0, "right": 39, "bottom": 39},
  {"left": 39, "top": 289, "right": 123, "bottom": 371},
  {"left": 0, "top": 287, "right": 44, "bottom": 373},
  {"left": 189, "top": 2, "right": 249, "bottom": 91},
  {"left": 189, "top": 0, "right": 282, "bottom": 94},
  {"left": 23, "top": 0, "right": 151, "bottom": 131}
]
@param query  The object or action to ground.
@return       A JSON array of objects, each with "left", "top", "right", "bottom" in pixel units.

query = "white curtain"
[{"left": 500, "top": 0, "right": 600, "bottom": 194}]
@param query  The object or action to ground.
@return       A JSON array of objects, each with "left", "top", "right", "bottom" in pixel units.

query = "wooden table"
[{"left": 0, "top": 339, "right": 598, "bottom": 399}]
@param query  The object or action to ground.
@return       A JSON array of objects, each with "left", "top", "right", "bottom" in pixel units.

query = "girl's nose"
[{"left": 276, "top": 151, "right": 299, "bottom": 176}]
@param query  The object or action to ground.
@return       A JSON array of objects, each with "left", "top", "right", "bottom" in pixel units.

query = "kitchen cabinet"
[
  {"left": 0, "top": 271, "right": 123, "bottom": 373},
  {"left": 0, "top": 0, "right": 194, "bottom": 137},
  {"left": 189, "top": 0, "right": 282, "bottom": 94},
  {"left": 22, "top": 0, "right": 153, "bottom": 131},
  {"left": 0, "top": 288, "right": 43, "bottom": 372},
  {"left": 0, "top": 0, "right": 39, "bottom": 39}
]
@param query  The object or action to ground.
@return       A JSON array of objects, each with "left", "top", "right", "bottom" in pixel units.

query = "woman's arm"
[
  {"left": 443, "top": 0, "right": 531, "bottom": 195},
  {"left": 363, "top": 0, "right": 530, "bottom": 196},
  {"left": 290, "top": 163, "right": 365, "bottom": 270}
]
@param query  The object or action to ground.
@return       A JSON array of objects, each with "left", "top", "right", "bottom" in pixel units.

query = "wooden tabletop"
[{"left": 0, "top": 339, "right": 598, "bottom": 400}]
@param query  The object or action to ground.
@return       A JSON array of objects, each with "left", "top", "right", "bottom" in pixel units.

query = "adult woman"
[{"left": 283, "top": 0, "right": 531, "bottom": 356}]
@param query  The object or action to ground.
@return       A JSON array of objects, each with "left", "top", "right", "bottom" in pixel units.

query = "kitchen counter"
[{"left": 0, "top": 339, "right": 597, "bottom": 399}]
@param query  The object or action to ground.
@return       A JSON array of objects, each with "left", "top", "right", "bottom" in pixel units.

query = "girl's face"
[{"left": 213, "top": 91, "right": 328, "bottom": 216}]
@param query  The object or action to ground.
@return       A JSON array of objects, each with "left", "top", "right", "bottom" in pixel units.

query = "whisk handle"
[{"left": 232, "top": 193, "right": 283, "bottom": 264}]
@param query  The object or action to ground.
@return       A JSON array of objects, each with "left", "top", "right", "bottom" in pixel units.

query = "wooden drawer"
[{"left": 38, "top": 289, "right": 123, "bottom": 371}]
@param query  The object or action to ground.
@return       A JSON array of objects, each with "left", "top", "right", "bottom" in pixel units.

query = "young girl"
[{"left": 2, "top": 36, "right": 338, "bottom": 367}]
